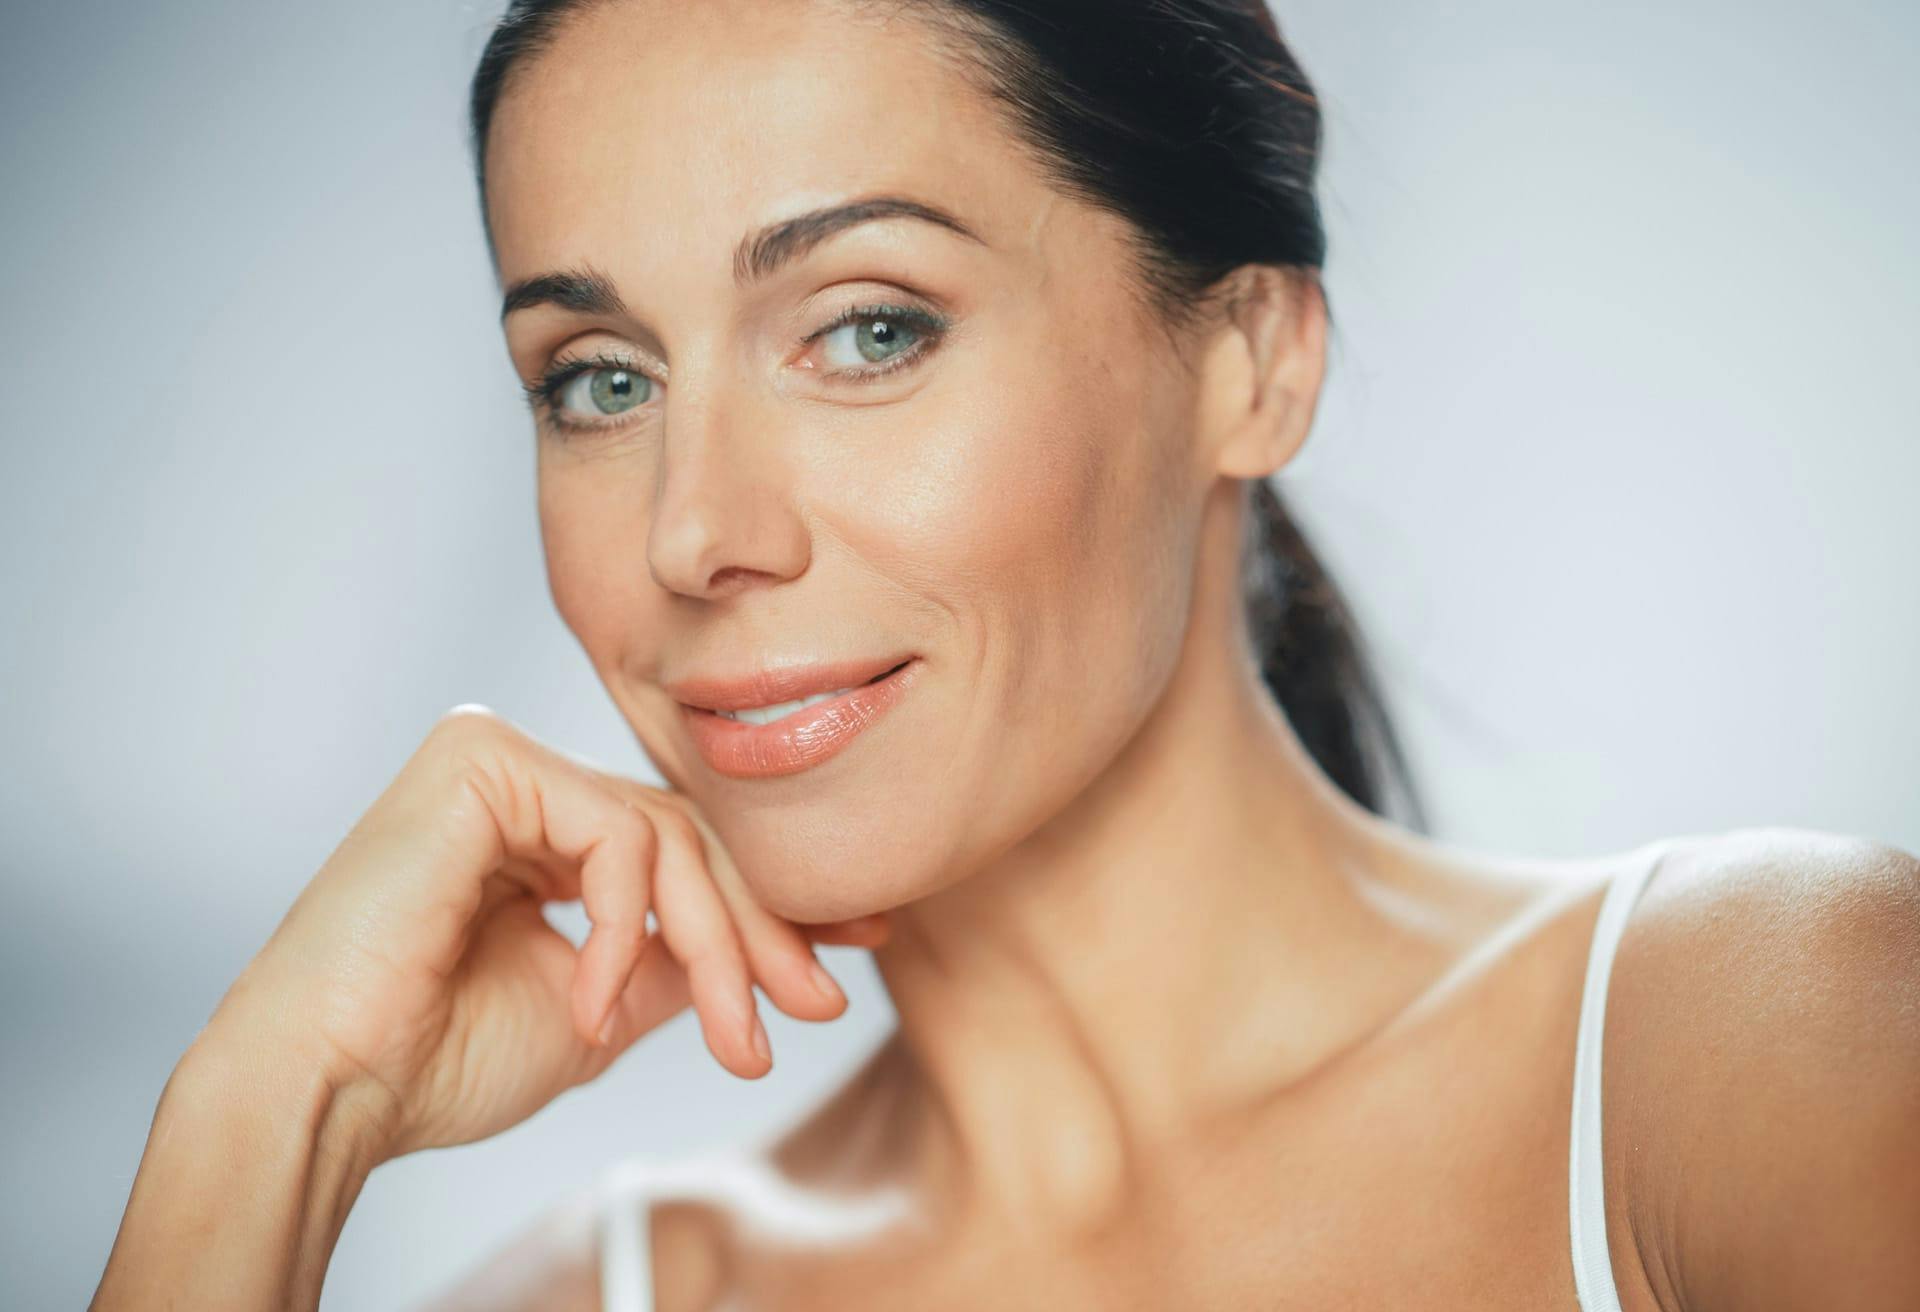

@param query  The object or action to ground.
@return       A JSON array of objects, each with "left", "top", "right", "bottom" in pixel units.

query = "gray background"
[{"left": 3, "top": 1, "right": 1913, "bottom": 1306}]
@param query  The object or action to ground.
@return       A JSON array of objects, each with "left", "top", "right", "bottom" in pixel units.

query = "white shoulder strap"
[
  {"left": 598, "top": 1160, "right": 655, "bottom": 1312},
  {"left": 1568, "top": 840, "right": 1673, "bottom": 1310}
]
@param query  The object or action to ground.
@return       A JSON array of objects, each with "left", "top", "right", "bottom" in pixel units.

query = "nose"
[{"left": 645, "top": 378, "right": 810, "bottom": 600}]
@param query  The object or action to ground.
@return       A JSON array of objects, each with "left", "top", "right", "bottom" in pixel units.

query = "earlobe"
[{"left": 1203, "top": 266, "right": 1325, "bottom": 481}]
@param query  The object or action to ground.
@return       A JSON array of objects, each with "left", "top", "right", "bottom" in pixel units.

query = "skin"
[
  {"left": 465, "top": 3, "right": 1920, "bottom": 1308},
  {"left": 87, "top": 2, "right": 1920, "bottom": 1310}
]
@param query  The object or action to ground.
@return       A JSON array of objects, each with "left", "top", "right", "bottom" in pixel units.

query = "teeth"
[{"left": 715, "top": 686, "right": 857, "bottom": 726}]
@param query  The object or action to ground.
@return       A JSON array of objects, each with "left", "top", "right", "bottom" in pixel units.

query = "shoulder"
[
  {"left": 1605, "top": 826, "right": 1920, "bottom": 1311},
  {"left": 1620, "top": 826, "right": 1920, "bottom": 1016},
  {"left": 643, "top": 1193, "right": 733, "bottom": 1312}
]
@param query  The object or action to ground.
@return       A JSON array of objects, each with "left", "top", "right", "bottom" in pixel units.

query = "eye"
[
  {"left": 805, "top": 303, "right": 948, "bottom": 380},
  {"left": 555, "top": 365, "right": 653, "bottom": 418},
  {"left": 522, "top": 351, "right": 662, "bottom": 436}
]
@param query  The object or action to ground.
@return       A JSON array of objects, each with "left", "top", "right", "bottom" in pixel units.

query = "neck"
[{"left": 861, "top": 494, "right": 1465, "bottom": 1243}]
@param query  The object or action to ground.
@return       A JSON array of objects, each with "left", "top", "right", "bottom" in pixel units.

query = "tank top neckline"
[{"left": 597, "top": 837, "right": 1678, "bottom": 1312}]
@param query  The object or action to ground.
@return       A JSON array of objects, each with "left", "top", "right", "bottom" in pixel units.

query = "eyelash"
[{"left": 522, "top": 301, "right": 951, "bottom": 437}]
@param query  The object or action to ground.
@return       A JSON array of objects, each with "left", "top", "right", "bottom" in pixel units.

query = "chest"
[{"left": 721, "top": 1049, "right": 1588, "bottom": 1311}]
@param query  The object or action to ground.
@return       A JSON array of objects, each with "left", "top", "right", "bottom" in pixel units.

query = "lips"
[
  {"left": 674, "top": 656, "right": 922, "bottom": 779},
  {"left": 666, "top": 654, "right": 913, "bottom": 713}
]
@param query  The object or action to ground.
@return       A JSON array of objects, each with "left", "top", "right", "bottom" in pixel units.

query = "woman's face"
[{"left": 486, "top": 0, "right": 1218, "bottom": 921}]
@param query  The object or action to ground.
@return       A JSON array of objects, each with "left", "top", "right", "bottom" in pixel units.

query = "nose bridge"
[{"left": 646, "top": 366, "right": 806, "bottom": 597}]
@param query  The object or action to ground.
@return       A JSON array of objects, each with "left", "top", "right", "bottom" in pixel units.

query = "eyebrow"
[{"left": 499, "top": 194, "right": 986, "bottom": 322}]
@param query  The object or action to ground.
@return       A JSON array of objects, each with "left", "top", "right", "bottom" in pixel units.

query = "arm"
[
  {"left": 89, "top": 1002, "right": 395, "bottom": 1312},
  {"left": 1612, "top": 827, "right": 1920, "bottom": 1311},
  {"left": 88, "top": 709, "right": 869, "bottom": 1310}
]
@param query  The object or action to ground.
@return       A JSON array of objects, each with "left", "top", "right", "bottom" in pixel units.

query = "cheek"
[
  {"left": 815, "top": 332, "right": 1195, "bottom": 803},
  {"left": 536, "top": 454, "right": 657, "bottom": 667},
  {"left": 844, "top": 353, "right": 1175, "bottom": 614},
  {"left": 727, "top": 353, "right": 1196, "bottom": 921},
  {"left": 840, "top": 344, "right": 1188, "bottom": 700}
]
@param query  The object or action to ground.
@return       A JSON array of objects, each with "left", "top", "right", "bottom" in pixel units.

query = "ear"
[{"left": 1193, "top": 266, "right": 1327, "bottom": 481}]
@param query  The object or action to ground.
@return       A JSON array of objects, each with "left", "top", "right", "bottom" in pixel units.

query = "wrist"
[
  {"left": 92, "top": 1010, "right": 393, "bottom": 1310},
  {"left": 180, "top": 994, "right": 399, "bottom": 1175}
]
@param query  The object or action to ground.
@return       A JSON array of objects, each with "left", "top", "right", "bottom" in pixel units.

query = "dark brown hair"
[{"left": 468, "top": 0, "right": 1426, "bottom": 829}]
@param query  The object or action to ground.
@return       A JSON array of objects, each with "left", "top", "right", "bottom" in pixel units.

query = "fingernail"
[
  {"left": 749, "top": 1010, "right": 772, "bottom": 1064},
  {"left": 808, "top": 958, "right": 844, "bottom": 1005},
  {"left": 596, "top": 1006, "right": 617, "bottom": 1047}
]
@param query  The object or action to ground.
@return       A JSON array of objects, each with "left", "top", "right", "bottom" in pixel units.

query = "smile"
[
  {"left": 712, "top": 667, "right": 895, "bottom": 725},
  {"left": 675, "top": 657, "right": 921, "bottom": 779}
]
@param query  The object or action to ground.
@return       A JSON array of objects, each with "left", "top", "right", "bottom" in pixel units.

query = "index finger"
[{"left": 351, "top": 707, "right": 659, "bottom": 1023}]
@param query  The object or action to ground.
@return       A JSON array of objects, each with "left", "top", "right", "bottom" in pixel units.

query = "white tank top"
[
  {"left": 1568, "top": 837, "right": 1672, "bottom": 1310},
  {"left": 596, "top": 1158, "right": 656, "bottom": 1312},
  {"left": 595, "top": 840, "right": 1674, "bottom": 1311}
]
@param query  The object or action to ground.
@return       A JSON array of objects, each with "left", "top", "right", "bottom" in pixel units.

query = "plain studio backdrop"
[{"left": 2, "top": 1, "right": 1914, "bottom": 1306}]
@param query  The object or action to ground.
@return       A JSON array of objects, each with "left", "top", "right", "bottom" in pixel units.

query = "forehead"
[{"left": 482, "top": 0, "right": 1047, "bottom": 285}]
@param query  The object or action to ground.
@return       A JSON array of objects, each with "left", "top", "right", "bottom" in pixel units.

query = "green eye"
[
  {"left": 523, "top": 351, "right": 667, "bottom": 437},
  {"left": 824, "top": 315, "right": 922, "bottom": 366},
  {"left": 559, "top": 366, "right": 652, "bottom": 417},
  {"left": 812, "top": 303, "right": 946, "bottom": 376}
]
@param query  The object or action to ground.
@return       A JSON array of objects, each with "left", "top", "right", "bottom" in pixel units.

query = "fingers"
[
  {"left": 591, "top": 931, "right": 693, "bottom": 1052},
  {"left": 415, "top": 705, "right": 876, "bottom": 1082},
  {"left": 655, "top": 798, "right": 848, "bottom": 1025},
  {"left": 434, "top": 713, "right": 660, "bottom": 1049},
  {"left": 645, "top": 804, "right": 771, "bottom": 1078},
  {"left": 572, "top": 800, "right": 656, "bottom": 1047},
  {"left": 465, "top": 717, "right": 763, "bottom": 1076},
  {"left": 715, "top": 887, "right": 849, "bottom": 1024}
]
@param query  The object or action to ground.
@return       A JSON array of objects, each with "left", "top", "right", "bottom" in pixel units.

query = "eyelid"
[
  {"left": 801, "top": 299, "right": 947, "bottom": 346},
  {"left": 527, "top": 347, "right": 660, "bottom": 398}
]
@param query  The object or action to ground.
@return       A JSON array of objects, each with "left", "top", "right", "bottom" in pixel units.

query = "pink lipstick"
[{"left": 671, "top": 655, "right": 921, "bottom": 779}]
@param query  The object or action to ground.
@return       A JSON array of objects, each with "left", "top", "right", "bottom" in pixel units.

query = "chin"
[{"left": 718, "top": 803, "right": 957, "bottom": 924}]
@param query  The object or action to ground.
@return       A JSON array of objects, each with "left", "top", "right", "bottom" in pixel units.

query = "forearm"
[{"left": 90, "top": 1013, "right": 393, "bottom": 1311}]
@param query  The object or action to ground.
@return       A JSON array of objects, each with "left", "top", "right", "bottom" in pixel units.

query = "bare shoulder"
[
  {"left": 644, "top": 1192, "right": 735, "bottom": 1312},
  {"left": 1606, "top": 825, "right": 1920, "bottom": 1312},
  {"left": 411, "top": 1185, "right": 603, "bottom": 1312}
]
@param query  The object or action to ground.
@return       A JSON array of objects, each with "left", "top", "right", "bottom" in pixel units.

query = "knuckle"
[
  {"left": 438, "top": 701, "right": 499, "bottom": 727},
  {"left": 430, "top": 703, "right": 505, "bottom": 750},
  {"left": 595, "top": 906, "right": 647, "bottom": 944},
  {"left": 652, "top": 805, "right": 705, "bottom": 860},
  {"left": 613, "top": 804, "right": 659, "bottom": 864}
]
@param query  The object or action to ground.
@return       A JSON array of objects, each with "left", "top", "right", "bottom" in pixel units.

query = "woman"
[{"left": 92, "top": 1, "right": 1919, "bottom": 1309}]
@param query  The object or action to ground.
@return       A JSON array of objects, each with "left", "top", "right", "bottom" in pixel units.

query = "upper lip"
[{"left": 665, "top": 654, "right": 914, "bottom": 712}]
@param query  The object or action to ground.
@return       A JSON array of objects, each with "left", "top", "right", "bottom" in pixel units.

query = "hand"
[{"left": 202, "top": 704, "right": 889, "bottom": 1165}]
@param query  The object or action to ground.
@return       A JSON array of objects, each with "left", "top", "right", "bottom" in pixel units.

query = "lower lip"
[{"left": 679, "top": 658, "right": 922, "bottom": 779}]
